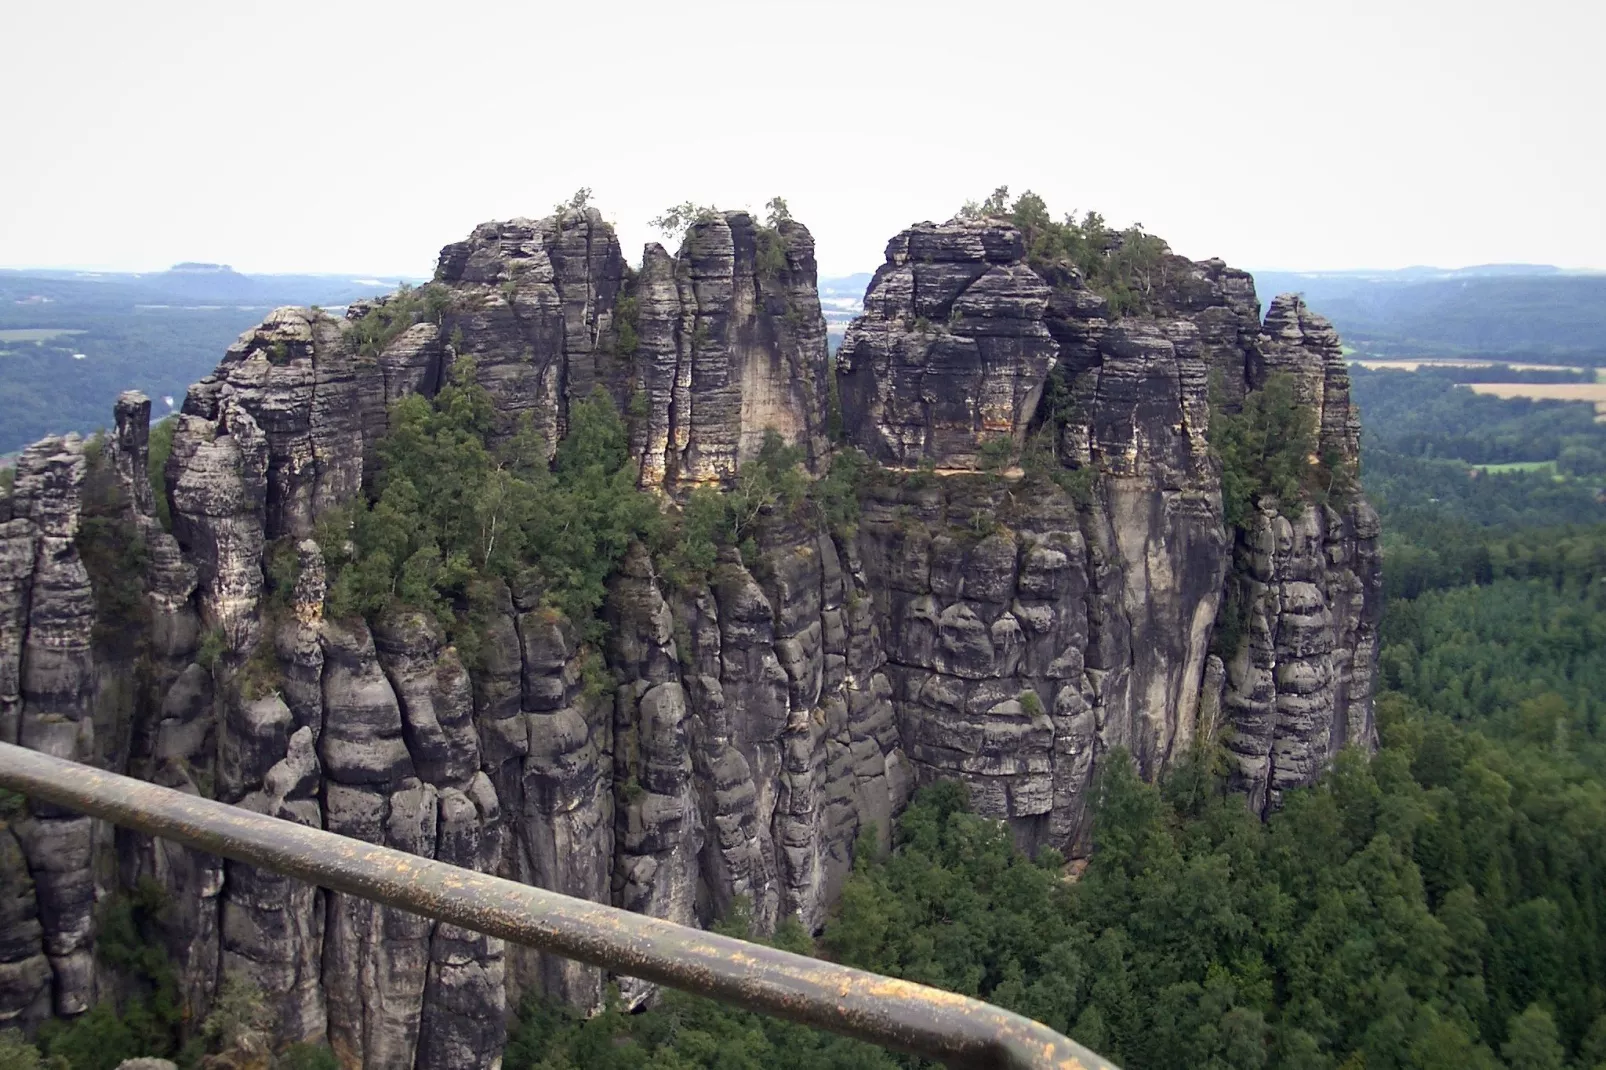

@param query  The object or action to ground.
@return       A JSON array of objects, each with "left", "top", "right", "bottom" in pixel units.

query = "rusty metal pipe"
[{"left": 0, "top": 742, "right": 1115, "bottom": 1070}]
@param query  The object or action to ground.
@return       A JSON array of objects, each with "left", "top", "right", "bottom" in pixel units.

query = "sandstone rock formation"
[
  {"left": 428, "top": 208, "right": 832, "bottom": 489},
  {"left": 5, "top": 435, "right": 98, "bottom": 1018},
  {"left": 836, "top": 221, "right": 1057, "bottom": 468},
  {"left": 839, "top": 218, "right": 1380, "bottom": 837},
  {"left": 0, "top": 205, "right": 1378, "bottom": 1068}
]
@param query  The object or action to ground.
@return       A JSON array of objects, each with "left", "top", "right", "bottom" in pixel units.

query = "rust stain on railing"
[{"left": 0, "top": 741, "right": 1118, "bottom": 1070}]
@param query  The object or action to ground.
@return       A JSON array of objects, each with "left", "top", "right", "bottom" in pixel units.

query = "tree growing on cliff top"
[
  {"left": 957, "top": 185, "right": 1012, "bottom": 220},
  {"left": 958, "top": 186, "right": 1174, "bottom": 315},
  {"left": 555, "top": 187, "right": 592, "bottom": 214},
  {"left": 1206, "top": 371, "right": 1351, "bottom": 531},
  {"left": 650, "top": 201, "right": 721, "bottom": 246},
  {"left": 755, "top": 196, "right": 794, "bottom": 278},
  {"left": 324, "top": 360, "right": 660, "bottom": 650}
]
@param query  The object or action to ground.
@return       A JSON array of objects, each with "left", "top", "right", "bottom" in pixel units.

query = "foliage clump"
[
  {"left": 195, "top": 626, "right": 227, "bottom": 672},
  {"left": 348, "top": 283, "right": 451, "bottom": 360},
  {"left": 76, "top": 435, "right": 150, "bottom": 651},
  {"left": 958, "top": 186, "right": 1174, "bottom": 316},
  {"left": 38, "top": 880, "right": 186, "bottom": 1069},
  {"left": 147, "top": 414, "right": 175, "bottom": 530},
  {"left": 275, "top": 1043, "right": 339, "bottom": 1070},
  {"left": 0, "top": 1031, "right": 41, "bottom": 1070},
  {"left": 655, "top": 430, "right": 812, "bottom": 585},
  {"left": 235, "top": 636, "right": 283, "bottom": 702},
  {"left": 725, "top": 430, "right": 809, "bottom": 552},
  {"left": 199, "top": 974, "right": 270, "bottom": 1066},
  {"left": 1209, "top": 372, "right": 1341, "bottom": 530},
  {"left": 554, "top": 187, "right": 592, "bottom": 214},
  {"left": 324, "top": 360, "right": 660, "bottom": 651},
  {"left": 610, "top": 294, "right": 639, "bottom": 359},
  {"left": 650, "top": 202, "right": 722, "bottom": 247},
  {"left": 1014, "top": 366, "right": 1099, "bottom": 505},
  {"left": 977, "top": 435, "right": 1015, "bottom": 475},
  {"left": 809, "top": 448, "right": 869, "bottom": 538},
  {"left": 755, "top": 195, "right": 793, "bottom": 279}
]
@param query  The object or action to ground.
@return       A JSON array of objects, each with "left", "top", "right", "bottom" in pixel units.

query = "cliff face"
[
  {"left": 836, "top": 222, "right": 1057, "bottom": 468},
  {"left": 1220, "top": 295, "right": 1379, "bottom": 813},
  {"left": 428, "top": 208, "right": 832, "bottom": 488},
  {"left": 0, "top": 208, "right": 1379, "bottom": 1064},
  {"left": 838, "top": 221, "right": 1379, "bottom": 839}
]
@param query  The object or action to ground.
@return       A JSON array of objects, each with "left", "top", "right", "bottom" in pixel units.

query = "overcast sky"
[{"left": 3, "top": 0, "right": 1601, "bottom": 278}]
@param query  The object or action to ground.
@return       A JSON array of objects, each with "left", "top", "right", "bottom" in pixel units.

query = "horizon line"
[{"left": 5, "top": 260, "right": 1606, "bottom": 281}]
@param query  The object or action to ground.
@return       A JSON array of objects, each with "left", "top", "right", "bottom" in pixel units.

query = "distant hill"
[
  {"left": 819, "top": 273, "right": 872, "bottom": 351},
  {"left": 1251, "top": 265, "right": 1606, "bottom": 360},
  {"left": 0, "top": 266, "right": 414, "bottom": 311},
  {"left": 0, "top": 267, "right": 414, "bottom": 453}
]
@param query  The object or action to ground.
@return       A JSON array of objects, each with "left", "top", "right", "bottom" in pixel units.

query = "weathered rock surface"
[
  {"left": 0, "top": 826, "right": 52, "bottom": 1030},
  {"left": 839, "top": 217, "right": 1378, "bottom": 845},
  {"left": 6, "top": 436, "right": 98, "bottom": 1016},
  {"left": 855, "top": 477, "right": 1086, "bottom": 850},
  {"left": 0, "top": 206, "right": 1377, "bottom": 1068},
  {"left": 837, "top": 221, "right": 1056, "bottom": 468},
  {"left": 1219, "top": 474, "right": 1381, "bottom": 814},
  {"left": 663, "top": 213, "right": 833, "bottom": 485},
  {"left": 181, "top": 309, "right": 368, "bottom": 542},
  {"left": 1260, "top": 294, "right": 1362, "bottom": 464},
  {"left": 167, "top": 396, "right": 268, "bottom": 651}
]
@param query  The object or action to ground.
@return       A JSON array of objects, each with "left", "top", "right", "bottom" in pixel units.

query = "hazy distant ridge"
[
  {"left": 0, "top": 267, "right": 412, "bottom": 453},
  {"left": 1249, "top": 264, "right": 1606, "bottom": 357}
]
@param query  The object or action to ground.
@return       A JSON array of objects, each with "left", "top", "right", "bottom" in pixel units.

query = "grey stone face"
[
  {"left": 431, "top": 208, "right": 830, "bottom": 492},
  {"left": 0, "top": 207, "right": 1377, "bottom": 1064},
  {"left": 837, "top": 221, "right": 1378, "bottom": 840},
  {"left": 838, "top": 220, "right": 1057, "bottom": 470}
]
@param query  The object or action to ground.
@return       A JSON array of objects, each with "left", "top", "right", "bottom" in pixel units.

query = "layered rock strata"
[
  {"left": 838, "top": 219, "right": 1380, "bottom": 839},
  {"left": 836, "top": 221, "right": 1057, "bottom": 468},
  {"left": 2, "top": 436, "right": 98, "bottom": 1019},
  {"left": 429, "top": 208, "right": 832, "bottom": 488},
  {"left": 0, "top": 208, "right": 1378, "bottom": 1068}
]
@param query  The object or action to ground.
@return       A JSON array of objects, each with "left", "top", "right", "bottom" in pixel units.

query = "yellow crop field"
[
  {"left": 1465, "top": 382, "right": 1606, "bottom": 420},
  {"left": 1351, "top": 358, "right": 1585, "bottom": 373}
]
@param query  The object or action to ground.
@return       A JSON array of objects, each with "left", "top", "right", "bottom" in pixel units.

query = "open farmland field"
[
  {"left": 1351, "top": 358, "right": 1585, "bottom": 372},
  {"left": 0, "top": 328, "right": 86, "bottom": 343},
  {"left": 1471, "top": 459, "right": 1559, "bottom": 476},
  {"left": 1465, "top": 381, "right": 1606, "bottom": 419}
]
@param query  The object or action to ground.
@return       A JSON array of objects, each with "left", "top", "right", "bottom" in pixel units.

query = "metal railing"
[{"left": 0, "top": 741, "right": 1116, "bottom": 1070}]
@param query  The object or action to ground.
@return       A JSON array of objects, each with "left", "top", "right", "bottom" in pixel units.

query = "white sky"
[{"left": 3, "top": 0, "right": 1601, "bottom": 278}]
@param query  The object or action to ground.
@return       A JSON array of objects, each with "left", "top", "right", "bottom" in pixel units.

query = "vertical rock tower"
[{"left": 837, "top": 215, "right": 1380, "bottom": 842}]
